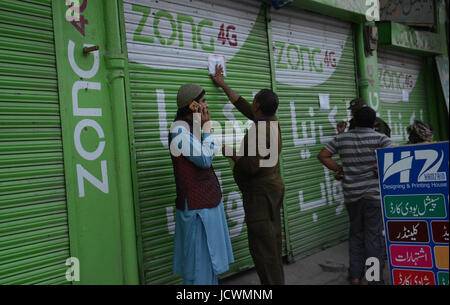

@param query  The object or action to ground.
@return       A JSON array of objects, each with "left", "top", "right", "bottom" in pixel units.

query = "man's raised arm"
[{"left": 210, "top": 64, "right": 255, "bottom": 121}]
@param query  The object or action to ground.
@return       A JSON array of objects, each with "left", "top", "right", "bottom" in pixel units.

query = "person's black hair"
[
  {"left": 175, "top": 105, "right": 193, "bottom": 121},
  {"left": 255, "top": 89, "right": 279, "bottom": 115},
  {"left": 353, "top": 106, "right": 376, "bottom": 128},
  {"left": 407, "top": 132, "right": 422, "bottom": 144},
  {"left": 194, "top": 90, "right": 205, "bottom": 102}
]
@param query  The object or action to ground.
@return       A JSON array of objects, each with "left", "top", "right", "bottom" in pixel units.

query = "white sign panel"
[
  {"left": 123, "top": 0, "right": 260, "bottom": 71},
  {"left": 271, "top": 7, "right": 350, "bottom": 88}
]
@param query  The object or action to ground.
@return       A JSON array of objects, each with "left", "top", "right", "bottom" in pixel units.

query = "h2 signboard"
[{"left": 376, "top": 142, "right": 449, "bottom": 285}]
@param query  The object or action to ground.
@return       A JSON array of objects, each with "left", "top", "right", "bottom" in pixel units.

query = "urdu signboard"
[{"left": 376, "top": 142, "right": 449, "bottom": 285}]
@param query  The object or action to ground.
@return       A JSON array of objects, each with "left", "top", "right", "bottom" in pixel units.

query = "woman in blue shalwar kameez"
[{"left": 169, "top": 84, "right": 234, "bottom": 285}]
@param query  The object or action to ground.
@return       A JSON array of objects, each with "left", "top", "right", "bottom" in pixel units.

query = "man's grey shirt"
[{"left": 325, "top": 127, "right": 394, "bottom": 203}]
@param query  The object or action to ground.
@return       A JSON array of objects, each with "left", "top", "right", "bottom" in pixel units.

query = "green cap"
[{"left": 177, "top": 84, "right": 204, "bottom": 109}]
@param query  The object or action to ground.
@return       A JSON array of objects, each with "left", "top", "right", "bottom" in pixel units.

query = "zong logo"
[{"left": 383, "top": 149, "right": 447, "bottom": 183}]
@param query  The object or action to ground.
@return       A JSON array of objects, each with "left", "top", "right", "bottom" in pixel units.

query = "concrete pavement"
[{"left": 220, "top": 241, "right": 391, "bottom": 285}]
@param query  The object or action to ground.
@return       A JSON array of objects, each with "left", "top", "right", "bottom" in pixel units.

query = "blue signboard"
[{"left": 376, "top": 142, "right": 449, "bottom": 285}]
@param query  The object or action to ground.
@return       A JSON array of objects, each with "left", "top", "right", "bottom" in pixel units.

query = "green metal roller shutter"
[
  {"left": 0, "top": 0, "right": 71, "bottom": 284},
  {"left": 270, "top": 7, "right": 357, "bottom": 259},
  {"left": 378, "top": 50, "right": 430, "bottom": 144},
  {"left": 122, "top": 0, "right": 273, "bottom": 284}
]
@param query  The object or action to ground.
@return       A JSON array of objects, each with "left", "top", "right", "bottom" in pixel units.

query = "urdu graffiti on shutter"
[
  {"left": 271, "top": 11, "right": 352, "bottom": 222},
  {"left": 290, "top": 104, "right": 347, "bottom": 222}
]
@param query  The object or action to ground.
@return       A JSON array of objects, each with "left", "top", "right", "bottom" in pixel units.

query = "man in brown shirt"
[{"left": 210, "top": 65, "right": 285, "bottom": 285}]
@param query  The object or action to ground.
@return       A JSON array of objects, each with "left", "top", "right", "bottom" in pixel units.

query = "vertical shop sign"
[
  {"left": 376, "top": 142, "right": 449, "bottom": 285},
  {"left": 53, "top": 0, "right": 126, "bottom": 284}
]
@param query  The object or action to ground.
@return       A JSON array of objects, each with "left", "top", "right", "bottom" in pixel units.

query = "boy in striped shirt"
[{"left": 317, "top": 105, "right": 394, "bottom": 285}]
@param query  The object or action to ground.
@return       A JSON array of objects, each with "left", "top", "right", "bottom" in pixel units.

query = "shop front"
[{"left": 0, "top": 0, "right": 448, "bottom": 285}]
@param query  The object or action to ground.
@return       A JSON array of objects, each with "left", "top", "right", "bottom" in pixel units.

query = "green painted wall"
[{"left": 1, "top": 0, "right": 448, "bottom": 285}]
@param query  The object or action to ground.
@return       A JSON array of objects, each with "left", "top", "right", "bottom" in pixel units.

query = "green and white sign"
[{"left": 53, "top": 0, "right": 137, "bottom": 284}]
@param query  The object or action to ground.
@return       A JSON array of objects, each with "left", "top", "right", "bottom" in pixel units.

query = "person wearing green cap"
[
  {"left": 170, "top": 83, "right": 234, "bottom": 285},
  {"left": 210, "top": 65, "right": 285, "bottom": 285}
]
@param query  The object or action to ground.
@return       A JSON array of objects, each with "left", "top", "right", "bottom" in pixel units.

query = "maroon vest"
[{"left": 169, "top": 127, "right": 222, "bottom": 211}]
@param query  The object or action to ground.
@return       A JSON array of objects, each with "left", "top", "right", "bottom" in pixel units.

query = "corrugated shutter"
[
  {"left": 378, "top": 50, "right": 429, "bottom": 144},
  {"left": 0, "top": 0, "right": 71, "bottom": 284},
  {"left": 123, "top": 0, "right": 272, "bottom": 284},
  {"left": 270, "top": 7, "right": 356, "bottom": 258}
]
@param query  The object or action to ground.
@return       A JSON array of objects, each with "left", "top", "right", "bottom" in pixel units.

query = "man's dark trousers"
[
  {"left": 242, "top": 189, "right": 285, "bottom": 285},
  {"left": 345, "top": 198, "right": 386, "bottom": 285}
]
